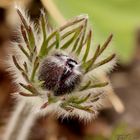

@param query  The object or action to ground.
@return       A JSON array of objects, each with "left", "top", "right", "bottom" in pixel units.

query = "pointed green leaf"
[
  {"left": 30, "top": 57, "right": 40, "bottom": 81},
  {"left": 72, "top": 93, "right": 91, "bottom": 104},
  {"left": 61, "top": 26, "right": 82, "bottom": 49},
  {"left": 12, "top": 56, "right": 23, "bottom": 71},
  {"left": 55, "top": 31, "right": 60, "bottom": 49},
  {"left": 17, "top": 9, "right": 35, "bottom": 49},
  {"left": 71, "top": 33, "right": 81, "bottom": 52},
  {"left": 18, "top": 44, "right": 31, "bottom": 61},
  {"left": 39, "top": 16, "right": 86, "bottom": 58},
  {"left": 93, "top": 53, "right": 115, "bottom": 69},
  {"left": 17, "top": 9, "right": 28, "bottom": 31},
  {"left": 20, "top": 25, "right": 31, "bottom": 52},
  {"left": 76, "top": 19, "right": 87, "bottom": 55},
  {"left": 19, "top": 83, "right": 38, "bottom": 95},
  {"left": 80, "top": 81, "right": 91, "bottom": 91},
  {"left": 28, "top": 26, "right": 35, "bottom": 49},
  {"left": 40, "top": 11, "right": 47, "bottom": 40},
  {"left": 39, "top": 30, "right": 57, "bottom": 58},
  {"left": 48, "top": 26, "right": 83, "bottom": 51},
  {"left": 82, "top": 45, "right": 100, "bottom": 72},
  {"left": 90, "top": 82, "right": 109, "bottom": 88},
  {"left": 23, "top": 62, "right": 28, "bottom": 73},
  {"left": 40, "top": 11, "right": 48, "bottom": 57},
  {"left": 98, "top": 34, "right": 113, "bottom": 56},
  {"left": 21, "top": 71, "right": 30, "bottom": 83},
  {"left": 59, "top": 16, "right": 86, "bottom": 31},
  {"left": 82, "top": 30, "right": 92, "bottom": 62}
]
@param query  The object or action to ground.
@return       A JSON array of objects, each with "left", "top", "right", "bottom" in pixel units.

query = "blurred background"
[{"left": 0, "top": 0, "right": 140, "bottom": 140}]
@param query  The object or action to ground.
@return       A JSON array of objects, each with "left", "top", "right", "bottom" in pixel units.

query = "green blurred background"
[{"left": 54, "top": 0, "right": 140, "bottom": 63}]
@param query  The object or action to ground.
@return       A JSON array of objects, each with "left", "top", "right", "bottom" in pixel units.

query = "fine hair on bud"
[{"left": 6, "top": 6, "right": 116, "bottom": 124}]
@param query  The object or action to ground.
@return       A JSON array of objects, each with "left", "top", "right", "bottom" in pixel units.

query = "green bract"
[{"left": 11, "top": 8, "right": 116, "bottom": 117}]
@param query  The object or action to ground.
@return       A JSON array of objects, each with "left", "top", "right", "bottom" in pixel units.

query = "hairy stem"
[
  {"left": 3, "top": 100, "right": 37, "bottom": 140},
  {"left": 3, "top": 100, "right": 26, "bottom": 140},
  {"left": 16, "top": 111, "right": 37, "bottom": 140}
]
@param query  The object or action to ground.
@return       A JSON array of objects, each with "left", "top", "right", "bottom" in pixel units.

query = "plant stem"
[
  {"left": 16, "top": 111, "right": 37, "bottom": 140},
  {"left": 3, "top": 100, "right": 38, "bottom": 140},
  {"left": 3, "top": 100, "right": 26, "bottom": 140}
]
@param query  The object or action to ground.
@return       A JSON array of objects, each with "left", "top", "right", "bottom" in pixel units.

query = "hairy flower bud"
[
  {"left": 38, "top": 53, "right": 82, "bottom": 95},
  {"left": 7, "top": 7, "right": 116, "bottom": 121}
]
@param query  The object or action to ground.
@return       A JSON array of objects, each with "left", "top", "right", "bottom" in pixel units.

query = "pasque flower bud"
[
  {"left": 7, "top": 7, "right": 116, "bottom": 120},
  {"left": 38, "top": 53, "right": 82, "bottom": 96}
]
